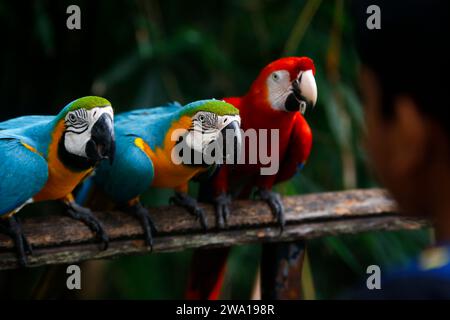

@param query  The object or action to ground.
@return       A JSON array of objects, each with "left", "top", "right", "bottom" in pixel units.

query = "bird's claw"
[
  {"left": 125, "top": 202, "right": 156, "bottom": 250},
  {"left": 214, "top": 193, "right": 231, "bottom": 229},
  {"left": 170, "top": 192, "right": 208, "bottom": 230},
  {"left": 255, "top": 189, "right": 285, "bottom": 232},
  {"left": 14, "top": 216, "right": 33, "bottom": 255},
  {"left": 66, "top": 202, "right": 109, "bottom": 250},
  {"left": 0, "top": 216, "right": 32, "bottom": 267},
  {"left": 21, "top": 234, "right": 33, "bottom": 256}
]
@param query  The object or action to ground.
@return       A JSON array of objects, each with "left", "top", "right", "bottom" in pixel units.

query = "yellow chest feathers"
[
  {"left": 134, "top": 116, "right": 207, "bottom": 189},
  {"left": 34, "top": 121, "right": 93, "bottom": 202}
]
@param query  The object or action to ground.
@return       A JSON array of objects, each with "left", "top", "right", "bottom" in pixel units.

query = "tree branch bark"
[{"left": 0, "top": 188, "right": 429, "bottom": 270}]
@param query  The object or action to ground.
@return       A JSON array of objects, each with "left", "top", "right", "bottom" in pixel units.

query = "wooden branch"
[{"left": 0, "top": 188, "right": 429, "bottom": 270}]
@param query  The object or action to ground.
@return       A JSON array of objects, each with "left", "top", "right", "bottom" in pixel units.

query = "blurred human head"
[{"left": 353, "top": 0, "right": 450, "bottom": 217}]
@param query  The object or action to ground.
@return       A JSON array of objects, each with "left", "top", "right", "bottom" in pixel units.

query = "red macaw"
[{"left": 186, "top": 57, "right": 318, "bottom": 299}]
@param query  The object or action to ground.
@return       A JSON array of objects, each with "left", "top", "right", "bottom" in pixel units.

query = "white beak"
[{"left": 299, "top": 70, "right": 318, "bottom": 108}]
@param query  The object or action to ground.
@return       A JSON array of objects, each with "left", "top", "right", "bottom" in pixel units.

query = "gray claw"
[
  {"left": 214, "top": 193, "right": 232, "bottom": 229},
  {"left": 255, "top": 189, "right": 285, "bottom": 232},
  {"left": 0, "top": 216, "right": 30, "bottom": 267},
  {"left": 66, "top": 202, "right": 109, "bottom": 250},
  {"left": 170, "top": 192, "right": 208, "bottom": 230},
  {"left": 121, "top": 202, "right": 156, "bottom": 250}
]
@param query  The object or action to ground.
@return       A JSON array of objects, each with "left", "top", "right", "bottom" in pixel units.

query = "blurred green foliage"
[{"left": 0, "top": 0, "right": 432, "bottom": 299}]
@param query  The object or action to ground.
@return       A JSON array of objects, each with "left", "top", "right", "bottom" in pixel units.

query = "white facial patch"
[
  {"left": 218, "top": 114, "right": 241, "bottom": 130},
  {"left": 267, "top": 70, "right": 292, "bottom": 111},
  {"left": 64, "top": 106, "right": 114, "bottom": 158},
  {"left": 184, "top": 112, "right": 241, "bottom": 154}
]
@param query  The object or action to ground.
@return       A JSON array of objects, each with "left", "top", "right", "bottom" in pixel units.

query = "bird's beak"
[
  {"left": 220, "top": 119, "right": 242, "bottom": 164},
  {"left": 285, "top": 69, "right": 318, "bottom": 114},
  {"left": 86, "top": 113, "right": 116, "bottom": 164}
]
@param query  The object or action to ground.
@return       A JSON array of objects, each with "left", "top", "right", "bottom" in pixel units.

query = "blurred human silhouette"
[{"left": 349, "top": 0, "right": 450, "bottom": 298}]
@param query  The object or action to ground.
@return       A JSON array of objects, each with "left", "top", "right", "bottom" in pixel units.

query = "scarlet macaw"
[{"left": 188, "top": 57, "right": 317, "bottom": 299}]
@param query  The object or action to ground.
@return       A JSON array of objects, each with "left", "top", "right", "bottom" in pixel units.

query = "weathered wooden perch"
[{"left": 0, "top": 189, "right": 428, "bottom": 270}]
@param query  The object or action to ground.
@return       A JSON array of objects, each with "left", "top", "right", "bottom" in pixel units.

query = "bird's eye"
[
  {"left": 198, "top": 115, "right": 205, "bottom": 122},
  {"left": 272, "top": 73, "right": 280, "bottom": 82},
  {"left": 69, "top": 114, "right": 76, "bottom": 122}
]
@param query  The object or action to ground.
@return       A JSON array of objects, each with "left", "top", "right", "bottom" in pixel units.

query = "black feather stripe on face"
[
  {"left": 65, "top": 110, "right": 89, "bottom": 134},
  {"left": 65, "top": 126, "right": 89, "bottom": 134},
  {"left": 202, "top": 113, "right": 218, "bottom": 129},
  {"left": 193, "top": 112, "right": 218, "bottom": 131}
]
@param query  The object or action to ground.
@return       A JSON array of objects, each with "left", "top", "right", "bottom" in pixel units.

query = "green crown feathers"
[
  {"left": 55, "top": 96, "right": 112, "bottom": 121},
  {"left": 181, "top": 99, "right": 239, "bottom": 117},
  {"left": 67, "top": 96, "right": 112, "bottom": 111}
]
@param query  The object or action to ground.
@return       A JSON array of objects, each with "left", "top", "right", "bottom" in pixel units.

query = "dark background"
[{"left": 0, "top": 0, "right": 430, "bottom": 299}]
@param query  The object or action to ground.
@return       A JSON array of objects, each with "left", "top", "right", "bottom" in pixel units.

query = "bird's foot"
[
  {"left": 0, "top": 216, "right": 32, "bottom": 267},
  {"left": 66, "top": 202, "right": 109, "bottom": 250},
  {"left": 255, "top": 188, "right": 285, "bottom": 232},
  {"left": 170, "top": 192, "right": 208, "bottom": 230},
  {"left": 214, "top": 193, "right": 232, "bottom": 229},
  {"left": 124, "top": 202, "right": 157, "bottom": 250}
]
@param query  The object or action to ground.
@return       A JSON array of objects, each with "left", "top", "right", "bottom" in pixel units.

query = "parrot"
[
  {"left": 186, "top": 57, "right": 318, "bottom": 299},
  {"left": 0, "top": 96, "right": 115, "bottom": 266},
  {"left": 86, "top": 99, "right": 242, "bottom": 248}
]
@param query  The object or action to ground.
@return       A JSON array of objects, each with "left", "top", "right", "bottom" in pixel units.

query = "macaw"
[
  {"left": 88, "top": 99, "right": 241, "bottom": 247},
  {"left": 211, "top": 56, "right": 317, "bottom": 227},
  {"left": 187, "top": 57, "right": 318, "bottom": 299},
  {"left": 0, "top": 96, "right": 115, "bottom": 266}
]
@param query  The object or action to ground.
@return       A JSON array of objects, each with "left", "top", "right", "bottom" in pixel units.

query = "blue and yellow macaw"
[
  {"left": 0, "top": 96, "right": 115, "bottom": 266},
  {"left": 89, "top": 99, "right": 241, "bottom": 247}
]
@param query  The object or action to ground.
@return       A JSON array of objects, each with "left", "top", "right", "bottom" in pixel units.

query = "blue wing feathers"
[
  {"left": 75, "top": 177, "right": 94, "bottom": 205},
  {"left": 0, "top": 115, "right": 53, "bottom": 130},
  {"left": 115, "top": 103, "right": 181, "bottom": 124},
  {"left": 92, "top": 102, "right": 187, "bottom": 203},
  {"left": 0, "top": 116, "right": 54, "bottom": 155},
  {"left": 115, "top": 105, "right": 181, "bottom": 150},
  {"left": 93, "top": 135, "right": 154, "bottom": 204},
  {"left": 0, "top": 114, "right": 55, "bottom": 215},
  {"left": 0, "top": 136, "right": 48, "bottom": 216}
]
